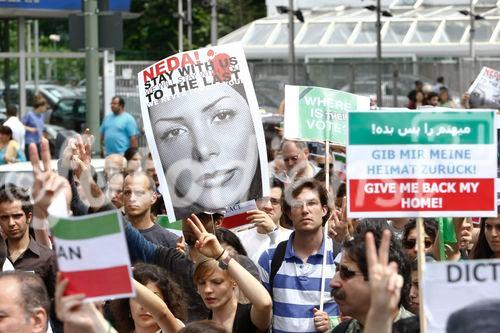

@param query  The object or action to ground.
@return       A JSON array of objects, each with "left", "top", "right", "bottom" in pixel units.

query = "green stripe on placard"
[
  {"left": 349, "top": 111, "right": 494, "bottom": 145},
  {"left": 157, "top": 215, "right": 182, "bottom": 230},
  {"left": 51, "top": 211, "right": 121, "bottom": 240}
]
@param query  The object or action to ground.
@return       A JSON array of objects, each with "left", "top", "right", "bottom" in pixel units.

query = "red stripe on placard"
[
  {"left": 61, "top": 266, "right": 132, "bottom": 298},
  {"left": 221, "top": 212, "right": 252, "bottom": 230},
  {"left": 349, "top": 178, "right": 495, "bottom": 212}
]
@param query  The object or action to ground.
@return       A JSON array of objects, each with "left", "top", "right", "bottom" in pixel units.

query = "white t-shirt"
[
  {"left": 4, "top": 116, "right": 26, "bottom": 148},
  {"left": 238, "top": 227, "right": 293, "bottom": 265}
]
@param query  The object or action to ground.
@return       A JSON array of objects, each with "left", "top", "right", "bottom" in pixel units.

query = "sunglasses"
[
  {"left": 403, "top": 239, "right": 433, "bottom": 249},
  {"left": 335, "top": 263, "right": 365, "bottom": 281}
]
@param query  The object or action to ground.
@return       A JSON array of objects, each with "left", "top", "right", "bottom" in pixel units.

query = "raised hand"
[
  {"left": 187, "top": 214, "right": 224, "bottom": 259},
  {"left": 247, "top": 209, "right": 276, "bottom": 234},
  {"left": 30, "top": 138, "right": 70, "bottom": 219},
  {"left": 365, "top": 230, "right": 403, "bottom": 315}
]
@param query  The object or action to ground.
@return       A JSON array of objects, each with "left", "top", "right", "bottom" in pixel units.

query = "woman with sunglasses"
[
  {"left": 187, "top": 214, "right": 272, "bottom": 333},
  {"left": 470, "top": 217, "right": 500, "bottom": 259},
  {"left": 401, "top": 219, "right": 437, "bottom": 261}
]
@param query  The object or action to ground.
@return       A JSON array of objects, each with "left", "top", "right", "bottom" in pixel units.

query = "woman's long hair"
[
  {"left": 470, "top": 218, "right": 494, "bottom": 259},
  {"left": 108, "top": 263, "right": 187, "bottom": 333}
]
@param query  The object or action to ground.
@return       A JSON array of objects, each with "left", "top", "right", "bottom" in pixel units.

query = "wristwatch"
[{"left": 218, "top": 253, "right": 233, "bottom": 270}]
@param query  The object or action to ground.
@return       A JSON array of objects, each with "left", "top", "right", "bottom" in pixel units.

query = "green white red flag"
[{"left": 50, "top": 210, "right": 135, "bottom": 302}]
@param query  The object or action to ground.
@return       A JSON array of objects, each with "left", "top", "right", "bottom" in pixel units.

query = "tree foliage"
[{"left": 121, "top": 0, "right": 265, "bottom": 60}]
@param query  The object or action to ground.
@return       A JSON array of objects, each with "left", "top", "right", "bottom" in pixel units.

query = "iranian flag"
[
  {"left": 333, "top": 152, "right": 346, "bottom": 181},
  {"left": 51, "top": 211, "right": 135, "bottom": 301},
  {"left": 157, "top": 215, "right": 183, "bottom": 236}
]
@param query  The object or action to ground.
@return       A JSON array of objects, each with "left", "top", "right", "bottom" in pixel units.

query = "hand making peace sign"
[
  {"left": 365, "top": 230, "right": 403, "bottom": 315},
  {"left": 186, "top": 214, "right": 225, "bottom": 259}
]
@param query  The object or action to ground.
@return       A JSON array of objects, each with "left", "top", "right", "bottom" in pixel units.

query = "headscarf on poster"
[
  {"left": 137, "top": 43, "right": 269, "bottom": 222},
  {"left": 467, "top": 66, "right": 500, "bottom": 109}
]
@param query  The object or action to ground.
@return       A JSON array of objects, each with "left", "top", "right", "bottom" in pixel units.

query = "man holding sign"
[{"left": 258, "top": 180, "right": 339, "bottom": 333}]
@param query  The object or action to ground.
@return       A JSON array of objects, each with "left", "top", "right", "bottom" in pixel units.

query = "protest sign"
[
  {"left": 284, "top": 85, "right": 370, "bottom": 144},
  {"left": 138, "top": 43, "right": 269, "bottom": 222},
  {"left": 50, "top": 211, "right": 134, "bottom": 301},
  {"left": 467, "top": 66, "right": 500, "bottom": 109},
  {"left": 423, "top": 259, "right": 500, "bottom": 333},
  {"left": 347, "top": 110, "right": 497, "bottom": 218},
  {"left": 221, "top": 199, "right": 258, "bottom": 231}
]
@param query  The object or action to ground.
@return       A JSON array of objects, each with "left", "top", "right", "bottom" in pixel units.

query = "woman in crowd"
[
  {"left": 124, "top": 147, "right": 143, "bottom": 174},
  {"left": 0, "top": 125, "right": 25, "bottom": 164},
  {"left": 407, "top": 91, "right": 426, "bottom": 109},
  {"left": 401, "top": 219, "right": 437, "bottom": 261},
  {"left": 470, "top": 216, "right": 500, "bottom": 259},
  {"left": 109, "top": 263, "right": 187, "bottom": 333},
  {"left": 188, "top": 214, "right": 272, "bottom": 333}
]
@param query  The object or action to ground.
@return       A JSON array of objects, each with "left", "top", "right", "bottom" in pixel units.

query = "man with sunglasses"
[
  {"left": 331, "top": 228, "right": 413, "bottom": 333},
  {"left": 258, "top": 179, "right": 339, "bottom": 333},
  {"left": 278, "top": 140, "right": 321, "bottom": 184}
]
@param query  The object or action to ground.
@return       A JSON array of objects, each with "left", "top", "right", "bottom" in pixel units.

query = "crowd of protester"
[
  {"left": 0, "top": 83, "right": 498, "bottom": 333},
  {"left": 405, "top": 77, "right": 461, "bottom": 109}
]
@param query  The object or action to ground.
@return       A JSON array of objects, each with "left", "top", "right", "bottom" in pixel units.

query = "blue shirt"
[
  {"left": 22, "top": 110, "right": 45, "bottom": 145},
  {"left": 100, "top": 112, "right": 139, "bottom": 155},
  {"left": 258, "top": 232, "right": 339, "bottom": 333}
]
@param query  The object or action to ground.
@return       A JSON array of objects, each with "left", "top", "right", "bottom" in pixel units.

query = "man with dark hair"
[
  {"left": 100, "top": 95, "right": 139, "bottom": 155},
  {"left": 3, "top": 104, "right": 25, "bottom": 148},
  {"left": 0, "top": 184, "right": 57, "bottom": 300},
  {"left": 258, "top": 179, "right": 339, "bottom": 333},
  {"left": 331, "top": 229, "right": 413, "bottom": 333},
  {"left": 123, "top": 171, "right": 178, "bottom": 248},
  {"left": 0, "top": 271, "right": 50, "bottom": 333}
]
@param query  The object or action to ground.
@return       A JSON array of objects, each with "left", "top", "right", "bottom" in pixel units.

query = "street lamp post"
[
  {"left": 49, "top": 34, "right": 60, "bottom": 81},
  {"left": 211, "top": 0, "right": 218, "bottom": 46},
  {"left": 276, "top": 4, "right": 304, "bottom": 85},
  {"left": 288, "top": 0, "right": 295, "bottom": 85},
  {"left": 365, "top": 3, "right": 392, "bottom": 107},
  {"left": 459, "top": 1, "right": 485, "bottom": 74},
  {"left": 376, "top": 0, "right": 382, "bottom": 107}
]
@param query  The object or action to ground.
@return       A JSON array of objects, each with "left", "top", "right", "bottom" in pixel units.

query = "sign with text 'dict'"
[
  {"left": 423, "top": 259, "right": 500, "bottom": 333},
  {"left": 347, "top": 110, "right": 497, "bottom": 218}
]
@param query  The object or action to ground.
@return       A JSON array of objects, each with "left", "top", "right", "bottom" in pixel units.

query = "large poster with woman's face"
[{"left": 138, "top": 43, "right": 269, "bottom": 221}]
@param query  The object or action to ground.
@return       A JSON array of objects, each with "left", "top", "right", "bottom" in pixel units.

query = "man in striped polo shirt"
[{"left": 258, "top": 179, "right": 339, "bottom": 333}]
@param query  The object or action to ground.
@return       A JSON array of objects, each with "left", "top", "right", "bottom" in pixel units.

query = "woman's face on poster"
[{"left": 149, "top": 83, "right": 258, "bottom": 212}]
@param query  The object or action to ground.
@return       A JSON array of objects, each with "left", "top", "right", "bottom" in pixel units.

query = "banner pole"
[
  {"left": 417, "top": 217, "right": 426, "bottom": 332},
  {"left": 319, "top": 140, "right": 330, "bottom": 311}
]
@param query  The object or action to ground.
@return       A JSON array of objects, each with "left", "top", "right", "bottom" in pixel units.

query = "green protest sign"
[{"left": 284, "top": 85, "right": 370, "bottom": 144}]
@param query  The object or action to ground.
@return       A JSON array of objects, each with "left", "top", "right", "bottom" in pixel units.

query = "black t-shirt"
[
  {"left": 209, "top": 303, "right": 258, "bottom": 333},
  {"left": 139, "top": 223, "right": 178, "bottom": 248}
]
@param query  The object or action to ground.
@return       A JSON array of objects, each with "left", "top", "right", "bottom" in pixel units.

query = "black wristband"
[{"left": 215, "top": 249, "right": 226, "bottom": 261}]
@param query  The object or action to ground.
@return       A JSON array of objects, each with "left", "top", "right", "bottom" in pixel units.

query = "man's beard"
[{"left": 331, "top": 288, "right": 346, "bottom": 301}]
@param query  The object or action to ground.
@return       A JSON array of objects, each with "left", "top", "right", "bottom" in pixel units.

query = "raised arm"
[
  {"left": 133, "top": 279, "right": 184, "bottom": 333},
  {"left": 187, "top": 214, "right": 272, "bottom": 331},
  {"left": 55, "top": 274, "right": 118, "bottom": 333},
  {"left": 364, "top": 230, "right": 403, "bottom": 333}
]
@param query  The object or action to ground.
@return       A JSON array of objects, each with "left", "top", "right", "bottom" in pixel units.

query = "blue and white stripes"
[{"left": 258, "top": 232, "right": 339, "bottom": 333}]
